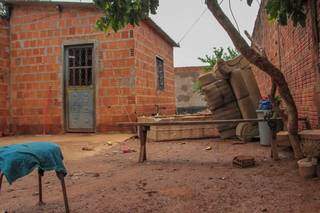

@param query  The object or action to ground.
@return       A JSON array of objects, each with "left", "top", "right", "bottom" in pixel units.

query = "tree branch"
[
  {"left": 244, "top": 30, "right": 266, "bottom": 57},
  {"left": 206, "top": 0, "right": 280, "bottom": 79}
]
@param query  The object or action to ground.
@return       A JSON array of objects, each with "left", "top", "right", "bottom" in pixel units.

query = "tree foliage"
[
  {"left": 0, "top": 3, "right": 10, "bottom": 20},
  {"left": 94, "top": 0, "right": 159, "bottom": 32},
  {"left": 198, "top": 47, "right": 239, "bottom": 72},
  {"left": 247, "top": 0, "right": 306, "bottom": 27},
  {"left": 265, "top": 0, "right": 306, "bottom": 27},
  {"left": 94, "top": 0, "right": 307, "bottom": 32},
  {"left": 193, "top": 47, "right": 239, "bottom": 93}
]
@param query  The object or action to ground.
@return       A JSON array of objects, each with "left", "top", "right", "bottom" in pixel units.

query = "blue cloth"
[{"left": 0, "top": 142, "right": 67, "bottom": 184}]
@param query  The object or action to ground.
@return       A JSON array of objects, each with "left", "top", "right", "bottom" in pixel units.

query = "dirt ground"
[{"left": 0, "top": 134, "right": 319, "bottom": 213}]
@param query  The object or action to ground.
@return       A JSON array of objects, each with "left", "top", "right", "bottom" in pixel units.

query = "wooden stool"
[
  {"left": 0, "top": 142, "right": 70, "bottom": 212},
  {"left": 0, "top": 169, "right": 69, "bottom": 213}
]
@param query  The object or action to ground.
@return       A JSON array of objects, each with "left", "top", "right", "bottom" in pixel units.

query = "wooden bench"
[{"left": 119, "top": 118, "right": 282, "bottom": 163}]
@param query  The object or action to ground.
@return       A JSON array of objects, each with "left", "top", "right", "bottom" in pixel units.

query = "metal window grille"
[
  {"left": 156, "top": 57, "right": 164, "bottom": 91},
  {"left": 67, "top": 46, "right": 93, "bottom": 86}
]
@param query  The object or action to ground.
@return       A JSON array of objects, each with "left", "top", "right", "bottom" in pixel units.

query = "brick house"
[
  {"left": 0, "top": 1, "right": 178, "bottom": 135},
  {"left": 251, "top": 0, "right": 320, "bottom": 128}
]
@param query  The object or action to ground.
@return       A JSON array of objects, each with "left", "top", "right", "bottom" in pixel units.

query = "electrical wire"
[
  {"left": 177, "top": 0, "right": 235, "bottom": 44},
  {"left": 229, "top": 0, "right": 240, "bottom": 33},
  {"left": 178, "top": 8, "right": 208, "bottom": 44}
]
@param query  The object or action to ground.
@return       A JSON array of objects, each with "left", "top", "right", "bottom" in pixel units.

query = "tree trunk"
[
  {"left": 206, "top": 0, "right": 303, "bottom": 159},
  {"left": 269, "top": 81, "right": 277, "bottom": 100}
]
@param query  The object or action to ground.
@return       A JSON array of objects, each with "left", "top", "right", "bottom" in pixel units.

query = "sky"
[{"left": 150, "top": 0, "right": 260, "bottom": 67}]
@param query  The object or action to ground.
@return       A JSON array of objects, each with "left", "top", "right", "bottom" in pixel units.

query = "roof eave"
[
  {"left": 145, "top": 18, "right": 180, "bottom": 47},
  {"left": 4, "top": 0, "right": 93, "bottom": 5}
]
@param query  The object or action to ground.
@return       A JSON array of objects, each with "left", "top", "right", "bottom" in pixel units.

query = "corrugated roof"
[{"left": 3, "top": 0, "right": 179, "bottom": 47}]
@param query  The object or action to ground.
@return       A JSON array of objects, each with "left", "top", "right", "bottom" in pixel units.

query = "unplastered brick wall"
[
  {"left": 9, "top": 4, "right": 138, "bottom": 133},
  {"left": 251, "top": 0, "right": 319, "bottom": 127},
  {"left": 0, "top": 19, "right": 10, "bottom": 136},
  {"left": 134, "top": 21, "right": 176, "bottom": 116}
]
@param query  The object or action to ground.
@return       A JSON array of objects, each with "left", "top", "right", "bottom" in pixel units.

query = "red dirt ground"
[{"left": 0, "top": 134, "right": 319, "bottom": 213}]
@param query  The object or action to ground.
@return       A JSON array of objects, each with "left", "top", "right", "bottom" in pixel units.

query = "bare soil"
[{"left": 0, "top": 134, "right": 319, "bottom": 213}]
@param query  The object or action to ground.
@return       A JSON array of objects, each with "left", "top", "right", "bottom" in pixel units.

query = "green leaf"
[
  {"left": 198, "top": 47, "right": 239, "bottom": 71},
  {"left": 94, "top": 0, "right": 159, "bottom": 32},
  {"left": 265, "top": 0, "right": 306, "bottom": 27}
]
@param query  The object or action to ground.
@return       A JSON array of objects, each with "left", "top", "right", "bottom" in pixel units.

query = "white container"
[{"left": 256, "top": 110, "right": 273, "bottom": 146}]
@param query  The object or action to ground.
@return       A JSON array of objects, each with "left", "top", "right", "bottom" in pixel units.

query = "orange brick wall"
[
  {"left": 134, "top": 22, "right": 176, "bottom": 116},
  {"left": 0, "top": 19, "right": 10, "bottom": 136},
  {"left": 8, "top": 3, "right": 175, "bottom": 134},
  {"left": 252, "top": 0, "right": 320, "bottom": 127}
]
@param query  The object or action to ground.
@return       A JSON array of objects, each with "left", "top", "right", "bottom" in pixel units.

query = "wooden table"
[{"left": 118, "top": 118, "right": 282, "bottom": 163}]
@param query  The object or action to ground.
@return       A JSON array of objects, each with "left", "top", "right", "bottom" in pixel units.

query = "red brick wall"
[
  {"left": 9, "top": 3, "right": 175, "bottom": 134},
  {"left": 134, "top": 22, "right": 176, "bottom": 116},
  {"left": 252, "top": 0, "right": 319, "bottom": 127},
  {"left": 0, "top": 19, "right": 10, "bottom": 136}
]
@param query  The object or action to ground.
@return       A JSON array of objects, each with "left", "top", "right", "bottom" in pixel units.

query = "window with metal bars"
[
  {"left": 156, "top": 57, "right": 164, "bottom": 91},
  {"left": 67, "top": 46, "right": 93, "bottom": 86}
]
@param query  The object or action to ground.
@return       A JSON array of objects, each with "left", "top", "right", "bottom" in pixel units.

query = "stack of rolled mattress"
[
  {"left": 198, "top": 56, "right": 261, "bottom": 140},
  {"left": 199, "top": 73, "right": 241, "bottom": 139},
  {"left": 227, "top": 56, "right": 261, "bottom": 109},
  {"left": 226, "top": 57, "right": 261, "bottom": 141}
]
